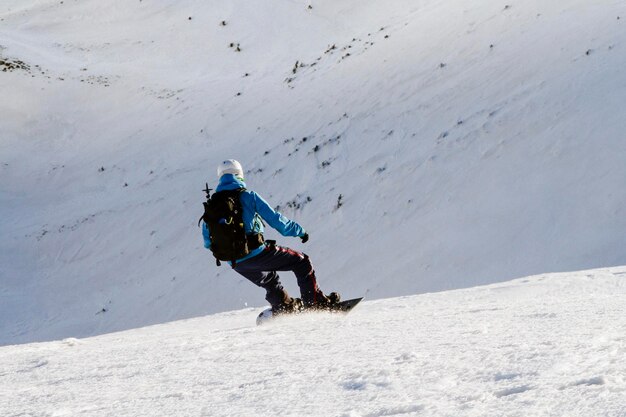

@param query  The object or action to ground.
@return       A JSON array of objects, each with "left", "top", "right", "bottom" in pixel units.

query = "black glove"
[{"left": 300, "top": 233, "right": 309, "bottom": 243}]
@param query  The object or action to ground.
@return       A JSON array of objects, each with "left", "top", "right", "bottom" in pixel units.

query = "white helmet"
[{"left": 217, "top": 159, "right": 244, "bottom": 179}]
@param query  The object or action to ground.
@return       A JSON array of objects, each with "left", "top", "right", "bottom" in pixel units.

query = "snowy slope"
[
  {"left": 1, "top": 267, "right": 625, "bottom": 417},
  {"left": 1, "top": 0, "right": 626, "bottom": 345}
]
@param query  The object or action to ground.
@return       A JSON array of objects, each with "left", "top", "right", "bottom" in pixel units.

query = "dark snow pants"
[{"left": 233, "top": 244, "right": 323, "bottom": 307}]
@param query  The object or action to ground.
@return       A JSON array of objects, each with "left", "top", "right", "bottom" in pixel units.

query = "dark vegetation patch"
[{"left": 0, "top": 57, "right": 30, "bottom": 72}]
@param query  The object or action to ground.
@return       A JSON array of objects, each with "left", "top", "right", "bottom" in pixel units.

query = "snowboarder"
[{"left": 201, "top": 159, "right": 340, "bottom": 314}]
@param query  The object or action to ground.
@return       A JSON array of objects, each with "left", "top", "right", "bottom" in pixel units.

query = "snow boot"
[
  {"left": 271, "top": 297, "right": 304, "bottom": 316},
  {"left": 304, "top": 292, "right": 341, "bottom": 311}
]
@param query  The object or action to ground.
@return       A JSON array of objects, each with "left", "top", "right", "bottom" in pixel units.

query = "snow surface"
[
  {"left": 1, "top": 0, "right": 626, "bottom": 345},
  {"left": 1, "top": 267, "right": 625, "bottom": 416}
]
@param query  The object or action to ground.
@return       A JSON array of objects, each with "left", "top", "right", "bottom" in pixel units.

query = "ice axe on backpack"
[
  {"left": 198, "top": 183, "right": 213, "bottom": 227},
  {"left": 198, "top": 183, "right": 224, "bottom": 266},
  {"left": 203, "top": 183, "right": 212, "bottom": 201}
]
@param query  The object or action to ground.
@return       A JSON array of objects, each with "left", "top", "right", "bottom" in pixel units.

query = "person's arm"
[
  {"left": 202, "top": 222, "right": 211, "bottom": 249},
  {"left": 252, "top": 192, "right": 306, "bottom": 238}
]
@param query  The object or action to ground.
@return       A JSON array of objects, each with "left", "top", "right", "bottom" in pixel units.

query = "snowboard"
[{"left": 256, "top": 297, "right": 363, "bottom": 326}]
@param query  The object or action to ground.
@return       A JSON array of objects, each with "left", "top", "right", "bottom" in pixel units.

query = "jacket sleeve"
[
  {"left": 252, "top": 192, "right": 306, "bottom": 237},
  {"left": 202, "top": 222, "right": 211, "bottom": 249}
]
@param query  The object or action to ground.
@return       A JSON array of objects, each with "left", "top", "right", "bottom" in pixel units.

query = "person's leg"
[
  {"left": 234, "top": 255, "right": 290, "bottom": 307},
  {"left": 234, "top": 245, "right": 326, "bottom": 306},
  {"left": 270, "top": 245, "right": 324, "bottom": 306}
]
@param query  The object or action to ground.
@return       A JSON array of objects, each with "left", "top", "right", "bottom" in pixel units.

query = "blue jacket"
[{"left": 202, "top": 174, "right": 306, "bottom": 263}]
